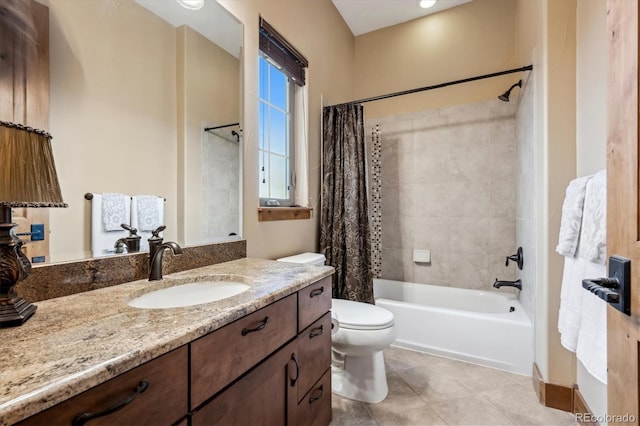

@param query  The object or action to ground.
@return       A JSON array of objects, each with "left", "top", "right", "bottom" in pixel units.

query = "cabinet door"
[
  {"left": 19, "top": 347, "right": 188, "bottom": 426},
  {"left": 297, "top": 312, "right": 332, "bottom": 402},
  {"left": 192, "top": 339, "right": 299, "bottom": 426},
  {"left": 298, "top": 277, "right": 332, "bottom": 331},
  {"left": 297, "top": 368, "right": 332, "bottom": 426},
  {"left": 191, "top": 294, "right": 297, "bottom": 408}
]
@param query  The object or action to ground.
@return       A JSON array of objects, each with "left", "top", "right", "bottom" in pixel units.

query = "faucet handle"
[
  {"left": 151, "top": 225, "right": 166, "bottom": 237},
  {"left": 121, "top": 223, "right": 138, "bottom": 235}
]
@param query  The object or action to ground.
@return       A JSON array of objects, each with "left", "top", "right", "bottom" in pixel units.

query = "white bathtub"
[{"left": 374, "top": 278, "right": 533, "bottom": 375}]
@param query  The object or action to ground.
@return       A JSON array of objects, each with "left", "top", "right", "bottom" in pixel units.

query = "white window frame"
[{"left": 258, "top": 53, "right": 296, "bottom": 207}]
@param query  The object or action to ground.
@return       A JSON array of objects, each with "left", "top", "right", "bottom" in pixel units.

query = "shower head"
[{"left": 498, "top": 80, "right": 522, "bottom": 102}]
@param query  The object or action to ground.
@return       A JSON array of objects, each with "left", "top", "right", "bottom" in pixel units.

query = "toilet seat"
[{"left": 332, "top": 299, "right": 394, "bottom": 330}]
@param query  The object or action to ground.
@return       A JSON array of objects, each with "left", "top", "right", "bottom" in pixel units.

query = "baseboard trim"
[
  {"left": 573, "top": 386, "right": 598, "bottom": 425},
  {"left": 532, "top": 363, "right": 574, "bottom": 412}
]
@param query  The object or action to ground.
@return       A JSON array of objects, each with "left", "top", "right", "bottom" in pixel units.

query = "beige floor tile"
[
  {"left": 429, "top": 395, "right": 517, "bottom": 426},
  {"left": 384, "top": 346, "right": 456, "bottom": 372},
  {"left": 330, "top": 394, "right": 377, "bottom": 426},
  {"left": 477, "top": 383, "right": 577, "bottom": 426},
  {"left": 396, "top": 364, "right": 475, "bottom": 402},
  {"left": 365, "top": 371, "right": 427, "bottom": 418},
  {"left": 447, "top": 361, "right": 522, "bottom": 393},
  {"left": 368, "top": 404, "right": 449, "bottom": 426}
]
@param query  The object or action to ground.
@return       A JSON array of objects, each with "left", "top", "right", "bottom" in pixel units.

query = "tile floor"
[{"left": 330, "top": 346, "right": 577, "bottom": 426}]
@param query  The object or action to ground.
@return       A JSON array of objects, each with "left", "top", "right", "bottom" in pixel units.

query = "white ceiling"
[{"left": 332, "top": 0, "right": 473, "bottom": 36}]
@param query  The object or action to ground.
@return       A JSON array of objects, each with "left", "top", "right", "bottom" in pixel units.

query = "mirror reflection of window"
[{"left": 258, "top": 18, "right": 308, "bottom": 207}]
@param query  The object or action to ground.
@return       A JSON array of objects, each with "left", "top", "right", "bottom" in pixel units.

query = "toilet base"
[{"left": 331, "top": 350, "right": 388, "bottom": 403}]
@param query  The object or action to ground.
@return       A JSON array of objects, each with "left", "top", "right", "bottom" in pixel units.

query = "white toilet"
[{"left": 277, "top": 253, "right": 396, "bottom": 403}]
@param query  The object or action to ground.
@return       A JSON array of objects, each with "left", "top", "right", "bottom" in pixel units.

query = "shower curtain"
[{"left": 321, "top": 104, "right": 374, "bottom": 304}]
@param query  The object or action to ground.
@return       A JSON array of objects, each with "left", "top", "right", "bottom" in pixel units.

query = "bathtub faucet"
[{"left": 493, "top": 278, "right": 522, "bottom": 290}]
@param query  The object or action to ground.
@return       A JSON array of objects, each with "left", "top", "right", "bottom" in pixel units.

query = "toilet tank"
[{"left": 276, "top": 252, "right": 326, "bottom": 266}]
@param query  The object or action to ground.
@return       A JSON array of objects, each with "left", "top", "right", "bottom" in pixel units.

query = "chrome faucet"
[
  {"left": 149, "top": 241, "right": 183, "bottom": 281},
  {"left": 493, "top": 278, "right": 522, "bottom": 290}
]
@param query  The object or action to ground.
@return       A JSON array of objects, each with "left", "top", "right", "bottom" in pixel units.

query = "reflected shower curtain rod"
[
  {"left": 332, "top": 65, "right": 533, "bottom": 107},
  {"left": 204, "top": 122, "right": 241, "bottom": 132}
]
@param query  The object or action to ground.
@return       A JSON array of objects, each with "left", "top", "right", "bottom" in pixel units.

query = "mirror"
[{"left": 41, "top": 0, "right": 243, "bottom": 262}]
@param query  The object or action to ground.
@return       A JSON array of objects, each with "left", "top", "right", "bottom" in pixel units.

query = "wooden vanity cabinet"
[
  {"left": 192, "top": 276, "right": 332, "bottom": 426},
  {"left": 19, "top": 346, "right": 188, "bottom": 426},
  {"left": 17, "top": 276, "right": 332, "bottom": 426}
]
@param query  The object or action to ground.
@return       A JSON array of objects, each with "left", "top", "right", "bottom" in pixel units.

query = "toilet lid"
[{"left": 332, "top": 299, "right": 394, "bottom": 330}]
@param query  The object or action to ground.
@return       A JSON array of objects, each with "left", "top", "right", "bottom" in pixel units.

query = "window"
[
  {"left": 259, "top": 55, "right": 294, "bottom": 204},
  {"left": 258, "top": 18, "right": 308, "bottom": 207}
]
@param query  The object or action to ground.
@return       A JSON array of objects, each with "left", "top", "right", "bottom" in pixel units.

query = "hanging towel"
[
  {"left": 558, "top": 255, "right": 585, "bottom": 352},
  {"left": 131, "top": 195, "right": 165, "bottom": 252},
  {"left": 579, "top": 170, "right": 607, "bottom": 264},
  {"left": 91, "top": 193, "right": 131, "bottom": 257},
  {"left": 101, "top": 193, "right": 130, "bottom": 231},
  {"left": 576, "top": 278, "right": 608, "bottom": 384},
  {"left": 556, "top": 175, "right": 591, "bottom": 257}
]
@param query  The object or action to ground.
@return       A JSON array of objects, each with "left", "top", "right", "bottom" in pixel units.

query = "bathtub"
[{"left": 374, "top": 278, "right": 533, "bottom": 376}]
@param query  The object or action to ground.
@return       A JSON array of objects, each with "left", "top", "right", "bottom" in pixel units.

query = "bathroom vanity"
[{"left": 0, "top": 259, "right": 333, "bottom": 426}]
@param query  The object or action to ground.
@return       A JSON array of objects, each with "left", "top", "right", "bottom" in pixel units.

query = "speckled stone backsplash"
[{"left": 15, "top": 240, "right": 246, "bottom": 302}]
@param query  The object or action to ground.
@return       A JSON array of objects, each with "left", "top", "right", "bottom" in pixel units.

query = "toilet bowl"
[{"left": 277, "top": 253, "right": 396, "bottom": 403}]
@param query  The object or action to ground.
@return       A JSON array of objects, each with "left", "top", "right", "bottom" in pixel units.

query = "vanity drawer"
[
  {"left": 191, "top": 293, "right": 297, "bottom": 409},
  {"left": 298, "top": 277, "right": 332, "bottom": 331},
  {"left": 19, "top": 346, "right": 188, "bottom": 426},
  {"left": 297, "top": 312, "right": 332, "bottom": 402},
  {"left": 296, "top": 368, "right": 332, "bottom": 426}
]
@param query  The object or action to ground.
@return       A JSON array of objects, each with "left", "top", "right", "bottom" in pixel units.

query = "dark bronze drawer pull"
[
  {"left": 309, "top": 325, "right": 324, "bottom": 339},
  {"left": 290, "top": 353, "right": 299, "bottom": 387},
  {"left": 309, "top": 385, "right": 324, "bottom": 404},
  {"left": 241, "top": 316, "right": 270, "bottom": 336},
  {"left": 72, "top": 380, "right": 149, "bottom": 426},
  {"left": 309, "top": 287, "right": 324, "bottom": 298}
]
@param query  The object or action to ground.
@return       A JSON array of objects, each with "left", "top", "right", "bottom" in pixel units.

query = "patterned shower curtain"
[{"left": 321, "top": 104, "right": 374, "bottom": 304}]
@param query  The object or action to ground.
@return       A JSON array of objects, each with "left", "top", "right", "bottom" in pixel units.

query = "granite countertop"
[{"left": 0, "top": 258, "right": 334, "bottom": 425}]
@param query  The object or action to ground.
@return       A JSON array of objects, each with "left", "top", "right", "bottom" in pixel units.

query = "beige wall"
[
  {"left": 575, "top": 0, "right": 607, "bottom": 416},
  {"left": 516, "top": 0, "right": 577, "bottom": 388},
  {"left": 576, "top": 0, "right": 607, "bottom": 177},
  {"left": 218, "top": 0, "right": 355, "bottom": 259},
  {"left": 354, "top": 0, "right": 519, "bottom": 118},
  {"left": 46, "top": 0, "right": 178, "bottom": 262}
]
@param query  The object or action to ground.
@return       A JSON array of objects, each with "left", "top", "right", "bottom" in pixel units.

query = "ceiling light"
[
  {"left": 419, "top": 0, "right": 437, "bottom": 8},
  {"left": 176, "top": 0, "right": 205, "bottom": 10}
]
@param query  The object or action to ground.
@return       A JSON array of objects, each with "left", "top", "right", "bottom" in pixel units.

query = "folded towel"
[
  {"left": 131, "top": 195, "right": 165, "bottom": 252},
  {"left": 101, "top": 193, "right": 130, "bottom": 231},
  {"left": 576, "top": 282, "right": 608, "bottom": 384},
  {"left": 134, "top": 195, "right": 162, "bottom": 232},
  {"left": 579, "top": 170, "right": 607, "bottom": 264},
  {"left": 558, "top": 255, "right": 585, "bottom": 352},
  {"left": 556, "top": 175, "right": 591, "bottom": 257},
  {"left": 91, "top": 193, "right": 130, "bottom": 257}
]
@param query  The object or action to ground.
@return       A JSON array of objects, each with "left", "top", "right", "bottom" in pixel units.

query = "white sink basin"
[{"left": 128, "top": 281, "right": 250, "bottom": 309}]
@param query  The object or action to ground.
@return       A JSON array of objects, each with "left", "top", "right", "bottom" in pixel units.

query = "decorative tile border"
[{"left": 370, "top": 125, "right": 382, "bottom": 278}]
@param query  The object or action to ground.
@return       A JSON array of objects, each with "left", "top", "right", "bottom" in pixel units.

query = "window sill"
[{"left": 257, "top": 207, "right": 312, "bottom": 222}]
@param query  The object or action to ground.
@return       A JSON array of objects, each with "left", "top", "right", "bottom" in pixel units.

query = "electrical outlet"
[{"left": 30, "top": 224, "right": 45, "bottom": 241}]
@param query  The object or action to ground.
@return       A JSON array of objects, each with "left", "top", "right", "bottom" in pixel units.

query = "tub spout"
[{"left": 493, "top": 278, "right": 522, "bottom": 290}]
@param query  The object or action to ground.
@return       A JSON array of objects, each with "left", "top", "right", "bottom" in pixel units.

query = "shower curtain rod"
[
  {"left": 204, "top": 122, "right": 240, "bottom": 133},
  {"left": 332, "top": 65, "right": 533, "bottom": 107}
]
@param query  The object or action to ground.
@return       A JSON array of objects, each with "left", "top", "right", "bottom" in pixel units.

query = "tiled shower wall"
[
  {"left": 515, "top": 77, "right": 535, "bottom": 319},
  {"left": 202, "top": 131, "right": 241, "bottom": 241},
  {"left": 366, "top": 99, "right": 518, "bottom": 291}
]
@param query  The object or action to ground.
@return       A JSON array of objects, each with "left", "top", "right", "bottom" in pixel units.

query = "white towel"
[
  {"left": 101, "top": 193, "right": 130, "bottom": 231},
  {"left": 579, "top": 170, "right": 607, "bottom": 264},
  {"left": 558, "top": 255, "right": 584, "bottom": 352},
  {"left": 131, "top": 195, "right": 165, "bottom": 252},
  {"left": 576, "top": 285, "right": 608, "bottom": 384},
  {"left": 91, "top": 193, "right": 131, "bottom": 257},
  {"left": 556, "top": 175, "right": 591, "bottom": 257}
]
